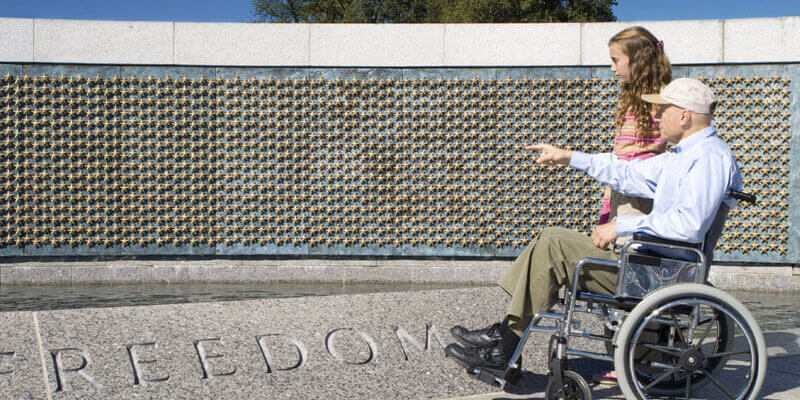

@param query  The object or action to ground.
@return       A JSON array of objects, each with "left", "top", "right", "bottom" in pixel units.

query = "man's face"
[{"left": 651, "top": 104, "right": 686, "bottom": 143}]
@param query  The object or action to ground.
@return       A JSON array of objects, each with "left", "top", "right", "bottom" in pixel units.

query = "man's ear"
[{"left": 681, "top": 109, "right": 693, "bottom": 128}]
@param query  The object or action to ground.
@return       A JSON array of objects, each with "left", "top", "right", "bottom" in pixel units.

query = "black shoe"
[
  {"left": 450, "top": 322, "right": 503, "bottom": 347},
  {"left": 446, "top": 323, "right": 522, "bottom": 370},
  {"left": 446, "top": 343, "right": 511, "bottom": 370}
]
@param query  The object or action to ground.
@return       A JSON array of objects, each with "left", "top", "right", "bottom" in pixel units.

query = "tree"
[
  {"left": 252, "top": 0, "right": 428, "bottom": 23},
  {"left": 252, "top": 0, "right": 617, "bottom": 23}
]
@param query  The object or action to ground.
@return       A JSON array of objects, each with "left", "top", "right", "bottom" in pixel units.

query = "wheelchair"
[{"left": 467, "top": 190, "right": 767, "bottom": 400}]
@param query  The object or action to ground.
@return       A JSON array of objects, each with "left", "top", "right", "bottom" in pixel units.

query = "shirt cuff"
[
  {"left": 569, "top": 151, "right": 590, "bottom": 170},
  {"left": 615, "top": 215, "right": 645, "bottom": 237}
]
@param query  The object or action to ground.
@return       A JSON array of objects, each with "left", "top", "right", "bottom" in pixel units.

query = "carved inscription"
[
  {"left": 126, "top": 342, "right": 169, "bottom": 386},
  {"left": 255, "top": 334, "right": 307, "bottom": 373},
  {"left": 193, "top": 338, "right": 237, "bottom": 379},
  {"left": 50, "top": 348, "right": 104, "bottom": 392},
  {"left": 33, "top": 323, "right": 445, "bottom": 393},
  {"left": 392, "top": 323, "right": 446, "bottom": 361},
  {"left": 325, "top": 328, "right": 378, "bottom": 365},
  {"left": 0, "top": 351, "right": 17, "bottom": 375}
]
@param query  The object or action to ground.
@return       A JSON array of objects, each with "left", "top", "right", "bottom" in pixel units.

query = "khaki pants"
[{"left": 498, "top": 227, "right": 620, "bottom": 335}]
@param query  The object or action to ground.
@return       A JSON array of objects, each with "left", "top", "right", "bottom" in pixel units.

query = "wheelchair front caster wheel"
[{"left": 544, "top": 370, "right": 592, "bottom": 400}]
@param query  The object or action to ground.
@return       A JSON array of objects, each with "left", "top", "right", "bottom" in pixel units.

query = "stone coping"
[
  {"left": 0, "top": 260, "right": 798, "bottom": 291},
  {"left": 1, "top": 17, "right": 799, "bottom": 66}
]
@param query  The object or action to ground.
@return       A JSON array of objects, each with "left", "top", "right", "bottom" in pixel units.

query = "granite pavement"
[{"left": 0, "top": 287, "right": 797, "bottom": 399}]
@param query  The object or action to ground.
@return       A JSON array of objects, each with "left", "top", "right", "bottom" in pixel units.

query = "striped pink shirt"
[
  {"left": 612, "top": 111, "right": 666, "bottom": 161},
  {"left": 598, "top": 110, "right": 667, "bottom": 224}
]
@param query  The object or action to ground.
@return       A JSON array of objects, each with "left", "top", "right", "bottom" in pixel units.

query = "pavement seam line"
[
  {"left": 770, "top": 367, "right": 800, "bottom": 377},
  {"left": 32, "top": 312, "right": 53, "bottom": 400}
]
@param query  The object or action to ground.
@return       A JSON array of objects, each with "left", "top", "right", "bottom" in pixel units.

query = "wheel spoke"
[
  {"left": 643, "top": 365, "right": 683, "bottom": 391},
  {"left": 706, "top": 349, "right": 751, "bottom": 359},
  {"left": 638, "top": 346, "right": 655, "bottom": 362},
  {"left": 694, "top": 312, "right": 717, "bottom": 349},
  {"left": 699, "top": 369, "right": 737, "bottom": 400},
  {"left": 640, "top": 342, "right": 682, "bottom": 357},
  {"left": 684, "top": 371, "right": 692, "bottom": 400},
  {"left": 697, "top": 316, "right": 714, "bottom": 325},
  {"left": 670, "top": 311, "right": 689, "bottom": 347}
]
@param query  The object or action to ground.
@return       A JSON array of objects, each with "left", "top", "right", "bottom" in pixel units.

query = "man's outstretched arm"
[{"left": 527, "top": 143, "right": 661, "bottom": 199}]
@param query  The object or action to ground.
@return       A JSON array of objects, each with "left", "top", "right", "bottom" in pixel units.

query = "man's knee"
[{"left": 538, "top": 226, "right": 572, "bottom": 245}]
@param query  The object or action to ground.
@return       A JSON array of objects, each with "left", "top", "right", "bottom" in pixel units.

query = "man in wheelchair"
[{"left": 445, "top": 78, "right": 744, "bottom": 377}]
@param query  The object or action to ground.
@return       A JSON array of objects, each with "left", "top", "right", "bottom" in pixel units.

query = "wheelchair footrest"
[{"left": 467, "top": 365, "right": 521, "bottom": 388}]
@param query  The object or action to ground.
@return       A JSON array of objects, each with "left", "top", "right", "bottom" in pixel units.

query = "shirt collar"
[{"left": 672, "top": 126, "right": 717, "bottom": 154}]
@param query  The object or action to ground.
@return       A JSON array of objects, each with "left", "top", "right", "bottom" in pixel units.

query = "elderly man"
[{"left": 445, "top": 78, "right": 743, "bottom": 370}]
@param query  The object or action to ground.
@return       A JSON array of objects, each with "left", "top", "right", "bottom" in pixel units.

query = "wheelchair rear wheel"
[
  {"left": 615, "top": 283, "right": 767, "bottom": 400},
  {"left": 622, "top": 308, "right": 735, "bottom": 395}
]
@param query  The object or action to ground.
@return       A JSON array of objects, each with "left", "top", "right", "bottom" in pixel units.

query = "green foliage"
[
  {"left": 252, "top": 0, "right": 617, "bottom": 23},
  {"left": 252, "top": 0, "right": 428, "bottom": 23}
]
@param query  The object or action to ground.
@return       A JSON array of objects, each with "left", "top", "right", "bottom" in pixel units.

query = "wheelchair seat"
[
  {"left": 611, "top": 201, "right": 731, "bottom": 301},
  {"left": 576, "top": 290, "right": 640, "bottom": 311}
]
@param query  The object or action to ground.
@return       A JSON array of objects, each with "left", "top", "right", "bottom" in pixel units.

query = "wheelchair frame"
[{"left": 467, "top": 199, "right": 767, "bottom": 399}]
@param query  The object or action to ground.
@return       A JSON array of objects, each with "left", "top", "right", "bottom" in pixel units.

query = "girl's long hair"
[{"left": 609, "top": 27, "right": 672, "bottom": 134}]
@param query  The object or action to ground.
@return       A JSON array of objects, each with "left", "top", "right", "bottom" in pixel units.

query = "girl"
[
  {"left": 594, "top": 26, "right": 672, "bottom": 385},
  {"left": 600, "top": 27, "right": 672, "bottom": 236}
]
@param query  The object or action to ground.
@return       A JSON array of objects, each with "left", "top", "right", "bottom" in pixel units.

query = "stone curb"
[
  {"left": 0, "top": 260, "right": 799, "bottom": 291},
  {"left": 0, "top": 260, "right": 509, "bottom": 286}
]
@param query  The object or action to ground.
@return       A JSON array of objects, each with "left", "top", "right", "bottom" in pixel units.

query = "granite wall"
[{"left": 0, "top": 17, "right": 797, "bottom": 263}]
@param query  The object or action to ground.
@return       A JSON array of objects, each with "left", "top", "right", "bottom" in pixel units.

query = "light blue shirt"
[{"left": 569, "top": 126, "right": 742, "bottom": 244}]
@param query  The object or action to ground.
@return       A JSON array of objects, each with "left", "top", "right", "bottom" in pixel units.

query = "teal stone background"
[{"left": 0, "top": 62, "right": 796, "bottom": 264}]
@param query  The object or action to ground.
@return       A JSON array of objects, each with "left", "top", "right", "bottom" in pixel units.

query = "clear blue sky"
[{"left": 0, "top": 0, "right": 798, "bottom": 23}]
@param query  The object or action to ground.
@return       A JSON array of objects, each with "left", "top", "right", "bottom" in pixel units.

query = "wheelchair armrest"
[
  {"left": 727, "top": 189, "right": 757, "bottom": 204},
  {"left": 631, "top": 234, "right": 700, "bottom": 249},
  {"left": 624, "top": 234, "right": 707, "bottom": 266}
]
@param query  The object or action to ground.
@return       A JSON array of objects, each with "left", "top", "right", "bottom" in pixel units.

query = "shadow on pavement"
[
  {"left": 760, "top": 354, "right": 800, "bottom": 399},
  {"left": 490, "top": 358, "right": 622, "bottom": 399},
  {"left": 469, "top": 329, "right": 800, "bottom": 399},
  {"left": 765, "top": 330, "right": 800, "bottom": 355},
  {"left": 485, "top": 350, "right": 800, "bottom": 399}
]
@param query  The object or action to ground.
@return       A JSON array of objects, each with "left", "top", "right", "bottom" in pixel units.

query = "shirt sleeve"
[
  {"left": 614, "top": 153, "right": 730, "bottom": 241},
  {"left": 569, "top": 151, "right": 662, "bottom": 199}
]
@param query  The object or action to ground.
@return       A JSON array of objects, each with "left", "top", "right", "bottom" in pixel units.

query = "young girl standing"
[
  {"left": 594, "top": 26, "right": 673, "bottom": 385},
  {"left": 600, "top": 27, "right": 672, "bottom": 238}
]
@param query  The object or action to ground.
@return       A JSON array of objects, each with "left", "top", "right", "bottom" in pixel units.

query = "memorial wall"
[{"left": 0, "top": 17, "right": 798, "bottom": 263}]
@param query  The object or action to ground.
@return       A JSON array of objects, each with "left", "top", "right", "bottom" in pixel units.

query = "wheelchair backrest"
[{"left": 701, "top": 203, "right": 730, "bottom": 265}]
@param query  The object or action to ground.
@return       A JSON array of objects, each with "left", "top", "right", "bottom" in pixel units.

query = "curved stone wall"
[
  {"left": 0, "top": 63, "right": 796, "bottom": 263},
  {"left": 0, "top": 17, "right": 797, "bottom": 263}
]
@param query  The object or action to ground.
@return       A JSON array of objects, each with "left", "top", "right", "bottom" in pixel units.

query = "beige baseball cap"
[{"left": 641, "top": 77, "right": 717, "bottom": 114}]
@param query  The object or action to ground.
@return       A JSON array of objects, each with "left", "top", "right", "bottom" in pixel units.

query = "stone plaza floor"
[{"left": 0, "top": 285, "right": 798, "bottom": 399}]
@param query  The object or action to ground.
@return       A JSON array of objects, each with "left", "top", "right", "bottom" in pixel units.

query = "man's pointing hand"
[{"left": 525, "top": 143, "right": 572, "bottom": 166}]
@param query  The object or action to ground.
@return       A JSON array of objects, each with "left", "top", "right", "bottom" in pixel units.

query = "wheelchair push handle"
[{"left": 726, "top": 189, "right": 757, "bottom": 204}]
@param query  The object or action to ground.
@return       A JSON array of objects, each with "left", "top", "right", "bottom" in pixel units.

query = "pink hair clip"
[{"left": 656, "top": 40, "right": 664, "bottom": 51}]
